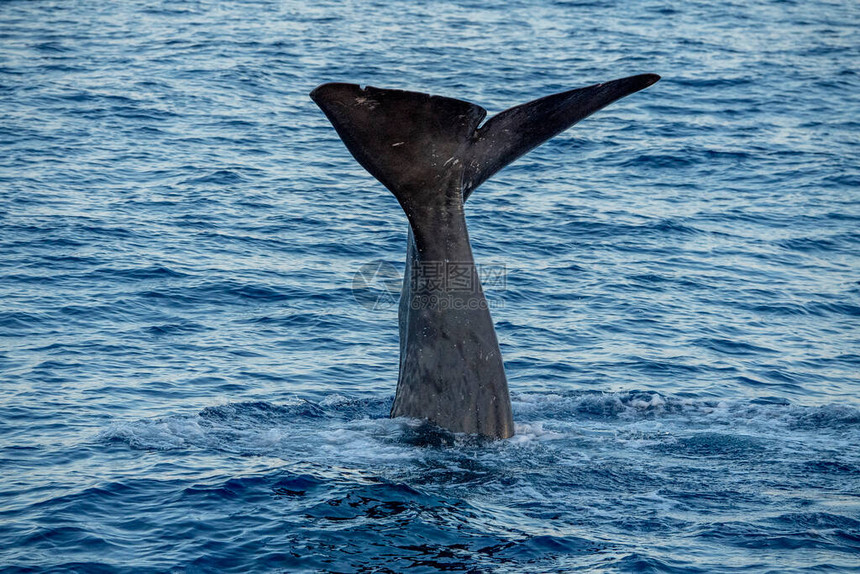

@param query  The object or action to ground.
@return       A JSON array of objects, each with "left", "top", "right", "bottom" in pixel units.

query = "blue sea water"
[{"left": 1, "top": 0, "right": 859, "bottom": 571}]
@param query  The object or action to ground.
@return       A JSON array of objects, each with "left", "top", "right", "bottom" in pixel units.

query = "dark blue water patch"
[
  {"left": 657, "top": 487, "right": 774, "bottom": 515},
  {"left": 86, "top": 265, "right": 190, "bottom": 281},
  {"left": 673, "top": 76, "right": 755, "bottom": 89},
  {"left": 556, "top": 216, "right": 703, "bottom": 242},
  {"left": 180, "top": 169, "right": 250, "bottom": 186},
  {"left": 145, "top": 320, "right": 210, "bottom": 336},
  {"left": 24, "top": 469, "right": 566, "bottom": 572},
  {"left": 825, "top": 172, "right": 860, "bottom": 187},
  {"left": 57, "top": 302, "right": 136, "bottom": 322},
  {"left": 320, "top": 396, "right": 393, "bottom": 421},
  {"left": 626, "top": 272, "right": 708, "bottom": 291},
  {"left": 281, "top": 480, "right": 615, "bottom": 572},
  {"left": 749, "top": 395, "right": 791, "bottom": 406},
  {"left": 777, "top": 234, "right": 856, "bottom": 254},
  {"left": 137, "top": 279, "right": 312, "bottom": 309},
  {"left": 772, "top": 512, "right": 860, "bottom": 533},
  {"left": 0, "top": 564, "right": 122, "bottom": 574},
  {"left": 694, "top": 337, "right": 778, "bottom": 356},
  {"left": 303, "top": 480, "right": 441, "bottom": 522},
  {"left": 25, "top": 340, "right": 136, "bottom": 358},
  {"left": 697, "top": 519, "right": 855, "bottom": 552},
  {"left": 734, "top": 297, "right": 860, "bottom": 319},
  {"left": 787, "top": 404, "right": 860, "bottom": 431},
  {"left": 802, "top": 460, "right": 860, "bottom": 476},
  {"left": 655, "top": 432, "right": 769, "bottom": 459},
  {"left": 0, "top": 311, "right": 50, "bottom": 335},
  {"left": 496, "top": 533, "right": 616, "bottom": 563},
  {"left": 615, "top": 355, "right": 705, "bottom": 379},
  {"left": 749, "top": 368, "right": 812, "bottom": 394},
  {"left": 609, "top": 553, "right": 710, "bottom": 574},
  {"left": 200, "top": 400, "right": 328, "bottom": 425},
  {"left": 240, "top": 312, "right": 338, "bottom": 330},
  {"left": 805, "top": 300, "right": 860, "bottom": 318},
  {"left": 272, "top": 473, "right": 326, "bottom": 498}
]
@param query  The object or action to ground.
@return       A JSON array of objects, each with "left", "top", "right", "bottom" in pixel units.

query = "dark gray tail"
[
  {"left": 309, "top": 74, "right": 660, "bottom": 208},
  {"left": 310, "top": 75, "right": 659, "bottom": 439}
]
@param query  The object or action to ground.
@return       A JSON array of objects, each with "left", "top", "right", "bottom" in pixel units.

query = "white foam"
[{"left": 511, "top": 421, "right": 566, "bottom": 443}]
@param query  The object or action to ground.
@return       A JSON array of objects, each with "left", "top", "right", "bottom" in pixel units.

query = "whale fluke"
[
  {"left": 310, "top": 75, "right": 659, "bottom": 438},
  {"left": 462, "top": 74, "right": 660, "bottom": 197},
  {"left": 310, "top": 83, "right": 485, "bottom": 220},
  {"left": 310, "top": 74, "right": 659, "bottom": 206}
]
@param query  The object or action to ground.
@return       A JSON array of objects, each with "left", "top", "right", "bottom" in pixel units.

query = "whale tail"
[
  {"left": 310, "top": 76, "right": 659, "bottom": 438},
  {"left": 309, "top": 74, "right": 660, "bottom": 208}
]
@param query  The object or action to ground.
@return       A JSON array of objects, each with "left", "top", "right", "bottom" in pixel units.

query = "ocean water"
[{"left": 1, "top": 0, "right": 859, "bottom": 572}]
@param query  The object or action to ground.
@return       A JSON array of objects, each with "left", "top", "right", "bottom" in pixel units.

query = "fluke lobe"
[{"left": 310, "top": 74, "right": 660, "bottom": 439}]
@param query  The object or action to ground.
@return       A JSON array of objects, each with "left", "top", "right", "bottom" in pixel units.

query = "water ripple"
[{"left": 2, "top": 0, "right": 859, "bottom": 571}]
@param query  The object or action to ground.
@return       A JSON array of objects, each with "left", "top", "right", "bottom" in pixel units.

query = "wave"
[{"left": 98, "top": 392, "right": 860, "bottom": 458}]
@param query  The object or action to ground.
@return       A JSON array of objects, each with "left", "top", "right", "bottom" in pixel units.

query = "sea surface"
[{"left": 1, "top": 0, "right": 859, "bottom": 572}]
